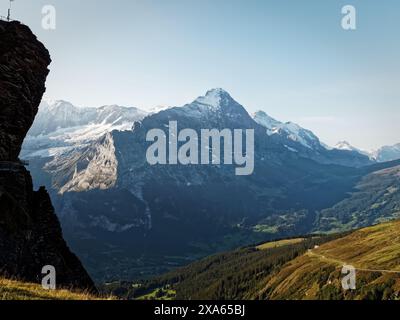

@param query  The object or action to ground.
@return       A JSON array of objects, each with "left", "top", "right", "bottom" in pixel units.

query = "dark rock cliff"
[{"left": 0, "top": 20, "right": 96, "bottom": 291}]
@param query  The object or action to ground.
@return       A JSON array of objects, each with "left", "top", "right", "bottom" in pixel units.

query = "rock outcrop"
[{"left": 0, "top": 20, "right": 96, "bottom": 291}]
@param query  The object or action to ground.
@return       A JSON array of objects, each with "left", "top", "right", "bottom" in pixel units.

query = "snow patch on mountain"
[
  {"left": 22, "top": 100, "right": 148, "bottom": 159},
  {"left": 30, "top": 99, "right": 147, "bottom": 137}
]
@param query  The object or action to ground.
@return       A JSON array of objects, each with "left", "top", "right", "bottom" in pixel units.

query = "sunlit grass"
[
  {"left": 256, "top": 238, "right": 305, "bottom": 251},
  {"left": 260, "top": 220, "right": 400, "bottom": 300},
  {"left": 0, "top": 278, "right": 113, "bottom": 300}
]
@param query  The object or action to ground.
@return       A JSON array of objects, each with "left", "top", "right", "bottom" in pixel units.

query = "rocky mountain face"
[
  {"left": 25, "top": 89, "right": 392, "bottom": 281},
  {"left": 0, "top": 20, "right": 95, "bottom": 291}
]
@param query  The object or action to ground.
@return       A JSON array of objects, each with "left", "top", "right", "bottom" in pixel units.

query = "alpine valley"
[{"left": 21, "top": 89, "right": 400, "bottom": 282}]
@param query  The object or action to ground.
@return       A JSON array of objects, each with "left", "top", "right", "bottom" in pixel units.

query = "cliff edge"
[{"left": 0, "top": 20, "right": 96, "bottom": 292}]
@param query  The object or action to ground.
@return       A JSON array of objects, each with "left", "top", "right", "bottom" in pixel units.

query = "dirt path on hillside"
[{"left": 307, "top": 250, "right": 400, "bottom": 274}]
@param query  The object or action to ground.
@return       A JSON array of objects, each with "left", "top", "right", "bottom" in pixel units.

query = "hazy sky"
[{"left": 3, "top": 0, "right": 399, "bottom": 150}]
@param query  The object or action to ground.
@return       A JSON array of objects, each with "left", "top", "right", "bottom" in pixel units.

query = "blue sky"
[{"left": 2, "top": 0, "right": 399, "bottom": 150}]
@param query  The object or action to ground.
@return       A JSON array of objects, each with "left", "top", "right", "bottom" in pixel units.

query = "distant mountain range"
[
  {"left": 23, "top": 95, "right": 400, "bottom": 165},
  {"left": 20, "top": 89, "right": 400, "bottom": 281},
  {"left": 371, "top": 143, "right": 400, "bottom": 162},
  {"left": 334, "top": 140, "right": 400, "bottom": 163}
]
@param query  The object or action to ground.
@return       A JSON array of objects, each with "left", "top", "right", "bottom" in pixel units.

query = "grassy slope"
[
  {"left": 316, "top": 165, "right": 400, "bottom": 232},
  {"left": 0, "top": 278, "right": 105, "bottom": 300},
  {"left": 110, "top": 234, "right": 345, "bottom": 300},
  {"left": 256, "top": 238, "right": 305, "bottom": 250},
  {"left": 260, "top": 220, "right": 400, "bottom": 300}
]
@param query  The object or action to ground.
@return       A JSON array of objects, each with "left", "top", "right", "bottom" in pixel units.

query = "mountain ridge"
[{"left": 29, "top": 91, "right": 400, "bottom": 165}]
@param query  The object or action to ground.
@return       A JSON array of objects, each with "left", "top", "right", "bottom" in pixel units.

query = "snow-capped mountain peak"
[
  {"left": 253, "top": 110, "right": 321, "bottom": 149},
  {"left": 193, "top": 88, "right": 233, "bottom": 109},
  {"left": 205, "top": 88, "right": 231, "bottom": 98},
  {"left": 174, "top": 88, "right": 251, "bottom": 123},
  {"left": 334, "top": 141, "right": 357, "bottom": 151},
  {"left": 333, "top": 141, "right": 373, "bottom": 158}
]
